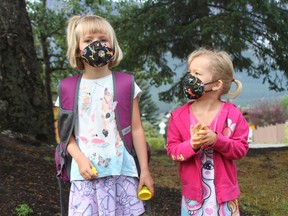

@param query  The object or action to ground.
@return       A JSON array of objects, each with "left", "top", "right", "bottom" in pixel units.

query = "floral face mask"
[
  {"left": 81, "top": 40, "right": 114, "bottom": 67},
  {"left": 183, "top": 73, "right": 215, "bottom": 100}
]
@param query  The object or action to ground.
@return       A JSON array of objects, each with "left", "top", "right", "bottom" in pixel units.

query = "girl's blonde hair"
[
  {"left": 187, "top": 48, "right": 242, "bottom": 99},
  {"left": 66, "top": 15, "right": 123, "bottom": 70}
]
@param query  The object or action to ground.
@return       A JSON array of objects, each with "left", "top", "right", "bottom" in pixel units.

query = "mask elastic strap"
[
  {"left": 203, "top": 80, "right": 216, "bottom": 94},
  {"left": 203, "top": 80, "right": 216, "bottom": 85},
  {"left": 204, "top": 89, "right": 213, "bottom": 93}
]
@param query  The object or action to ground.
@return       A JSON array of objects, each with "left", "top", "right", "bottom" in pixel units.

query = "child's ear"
[{"left": 212, "top": 80, "right": 223, "bottom": 90}]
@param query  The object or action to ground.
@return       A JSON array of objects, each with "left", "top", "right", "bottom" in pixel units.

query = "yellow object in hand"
[
  {"left": 91, "top": 167, "right": 98, "bottom": 174},
  {"left": 138, "top": 186, "right": 152, "bottom": 201},
  {"left": 197, "top": 129, "right": 205, "bottom": 137}
]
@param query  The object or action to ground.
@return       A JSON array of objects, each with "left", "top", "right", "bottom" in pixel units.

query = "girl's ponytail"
[{"left": 228, "top": 79, "right": 243, "bottom": 99}]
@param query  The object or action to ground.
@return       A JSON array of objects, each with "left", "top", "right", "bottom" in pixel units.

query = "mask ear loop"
[{"left": 203, "top": 80, "right": 218, "bottom": 93}]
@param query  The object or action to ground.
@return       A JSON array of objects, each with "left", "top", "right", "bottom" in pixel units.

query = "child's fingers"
[
  {"left": 89, "top": 161, "right": 98, "bottom": 178},
  {"left": 191, "top": 123, "right": 201, "bottom": 134},
  {"left": 91, "top": 166, "right": 98, "bottom": 177},
  {"left": 203, "top": 125, "right": 209, "bottom": 130},
  {"left": 196, "top": 129, "right": 207, "bottom": 137},
  {"left": 190, "top": 124, "right": 194, "bottom": 134},
  {"left": 192, "top": 143, "right": 201, "bottom": 150}
]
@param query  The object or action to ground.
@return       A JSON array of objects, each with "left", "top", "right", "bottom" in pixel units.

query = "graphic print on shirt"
[
  {"left": 97, "top": 155, "right": 111, "bottom": 167},
  {"left": 101, "top": 88, "right": 117, "bottom": 138},
  {"left": 218, "top": 199, "right": 239, "bottom": 216},
  {"left": 222, "top": 118, "right": 236, "bottom": 137},
  {"left": 78, "top": 81, "right": 124, "bottom": 171},
  {"left": 79, "top": 84, "right": 92, "bottom": 116},
  {"left": 100, "top": 88, "right": 123, "bottom": 157},
  {"left": 182, "top": 150, "right": 213, "bottom": 215},
  {"left": 201, "top": 149, "right": 218, "bottom": 216}
]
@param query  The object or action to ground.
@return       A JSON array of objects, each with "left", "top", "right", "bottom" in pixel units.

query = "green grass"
[
  {"left": 149, "top": 136, "right": 288, "bottom": 216},
  {"left": 236, "top": 148, "right": 288, "bottom": 215}
]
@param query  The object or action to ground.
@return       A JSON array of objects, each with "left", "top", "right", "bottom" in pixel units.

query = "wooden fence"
[{"left": 253, "top": 123, "right": 286, "bottom": 143}]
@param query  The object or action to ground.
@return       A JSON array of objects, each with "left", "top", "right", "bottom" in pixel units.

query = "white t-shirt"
[{"left": 56, "top": 74, "right": 142, "bottom": 180}]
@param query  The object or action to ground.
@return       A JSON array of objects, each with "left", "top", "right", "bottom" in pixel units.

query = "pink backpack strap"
[
  {"left": 59, "top": 74, "right": 81, "bottom": 111},
  {"left": 58, "top": 74, "right": 81, "bottom": 145},
  {"left": 113, "top": 71, "right": 134, "bottom": 154}
]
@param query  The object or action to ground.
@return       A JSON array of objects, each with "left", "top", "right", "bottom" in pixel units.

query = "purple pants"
[{"left": 68, "top": 175, "right": 145, "bottom": 216}]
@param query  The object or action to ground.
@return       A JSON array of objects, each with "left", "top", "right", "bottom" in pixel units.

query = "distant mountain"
[{"left": 231, "top": 72, "right": 288, "bottom": 108}]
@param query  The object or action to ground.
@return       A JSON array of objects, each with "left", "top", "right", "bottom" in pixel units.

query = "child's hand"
[
  {"left": 138, "top": 168, "right": 154, "bottom": 198},
  {"left": 77, "top": 155, "right": 98, "bottom": 180},
  {"left": 200, "top": 128, "right": 217, "bottom": 148},
  {"left": 192, "top": 124, "right": 217, "bottom": 149},
  {"left": 190, "top": 123, "right": 207, "bottom": 150}
]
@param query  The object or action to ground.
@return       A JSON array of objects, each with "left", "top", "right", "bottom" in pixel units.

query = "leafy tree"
[
  {"left": 0, "top": 0, "right": 54, "bottom": 142},
  {"left": 136, "top": 79, "right": 159, "bottom": 123},
  {"left": 27, "top": 0, "right": 120, "bottom": 100},
  {"left": 113, "top": 0, "right": 288, "bottom": 103},
  {"left": 27, "top": 0, "right": 160, "bottom": 117},
  {"left": 280, "top": 95, "right": 288, "bottom": 118},
  {"left": 27, "top": 0, "right": 84, "bottom": 103},
  {"left": 23, "top": 0, "right": 288, "bottom": 137},
  {"left": 246, "top": 100, "right": 287, "bottom": 127}
]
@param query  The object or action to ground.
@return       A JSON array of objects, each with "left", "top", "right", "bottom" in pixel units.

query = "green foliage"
[
  {"left": 285, "top": 122, "right": 288, "bottom": 142},
  {"left": 26, "top": 0, "right": 288, "bottom": 130},
  {"left": 137, "top": 79, "right": 159, "bottom": 124},
  {"left": 245, "top": 99, "right": 288, "bottom": 127},
  {"left": 143, "top": 120, "right": 166, "bottom": 149},
  {"left": 147, "top": 137, "right": 165, "bottom": 150},
  {"left": 15, "top": 204, "right": 33, "bottom": 216},
  {"left": 26, "top": 0, "right": 84, "bottom": 99},
  {"left": 142, "top": 121, "right": 161, "bottom": 137},
  {"left": 112, "top": 0, "right": 288, "bottom": 103},
  {"left": 280, "top": 95, "right": 288, "bottom": 118}
]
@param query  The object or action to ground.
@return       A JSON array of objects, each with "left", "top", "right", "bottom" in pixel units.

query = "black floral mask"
[
  {"left": 183, "top": 74, "right": 215, "bottom": 100},
  {"left": 81, "top": 40, "right": 114, "bottom": 67}
]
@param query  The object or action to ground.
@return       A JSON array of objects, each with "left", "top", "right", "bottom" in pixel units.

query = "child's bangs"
[{"left": 76, "top": 17, "right": 111, "bottom": 40}]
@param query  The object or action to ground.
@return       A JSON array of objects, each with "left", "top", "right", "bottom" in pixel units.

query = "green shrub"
[
  {"left": 16, "top": 204, "right": 33, "bottom": 216},
  {"left": 143, "top": 121, "right": 161, "bottom": 137},
  {"left": 285, "top": 122, "right": 288, "bottom": 142},
  {"left": 147, "top": 137, "right": 166, "bottom": 150}
]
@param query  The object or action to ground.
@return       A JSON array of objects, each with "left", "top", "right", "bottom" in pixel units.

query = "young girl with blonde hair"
[
  {"left": 167, "top": 47, "right": 249, "bottom": 216},
  {"left": 59, "top": 15, "right": 154, "bottom": 215}
]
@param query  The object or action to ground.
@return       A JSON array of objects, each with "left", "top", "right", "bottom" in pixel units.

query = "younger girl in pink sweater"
[{"left": 167, "top": 48, "right": 249, "bottom": 216}]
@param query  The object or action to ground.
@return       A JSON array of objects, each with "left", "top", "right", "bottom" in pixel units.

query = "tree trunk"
[
  {"left": 0, "top": 0, "right": 55, "bottom": 143},
  {"left": 41, "top": 33, "right": 53, "bottom": 115}
]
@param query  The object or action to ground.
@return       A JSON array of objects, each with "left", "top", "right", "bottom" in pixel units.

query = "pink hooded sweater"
[{"left": 166, "top": 101, "right": 249, "bottom": 204}]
